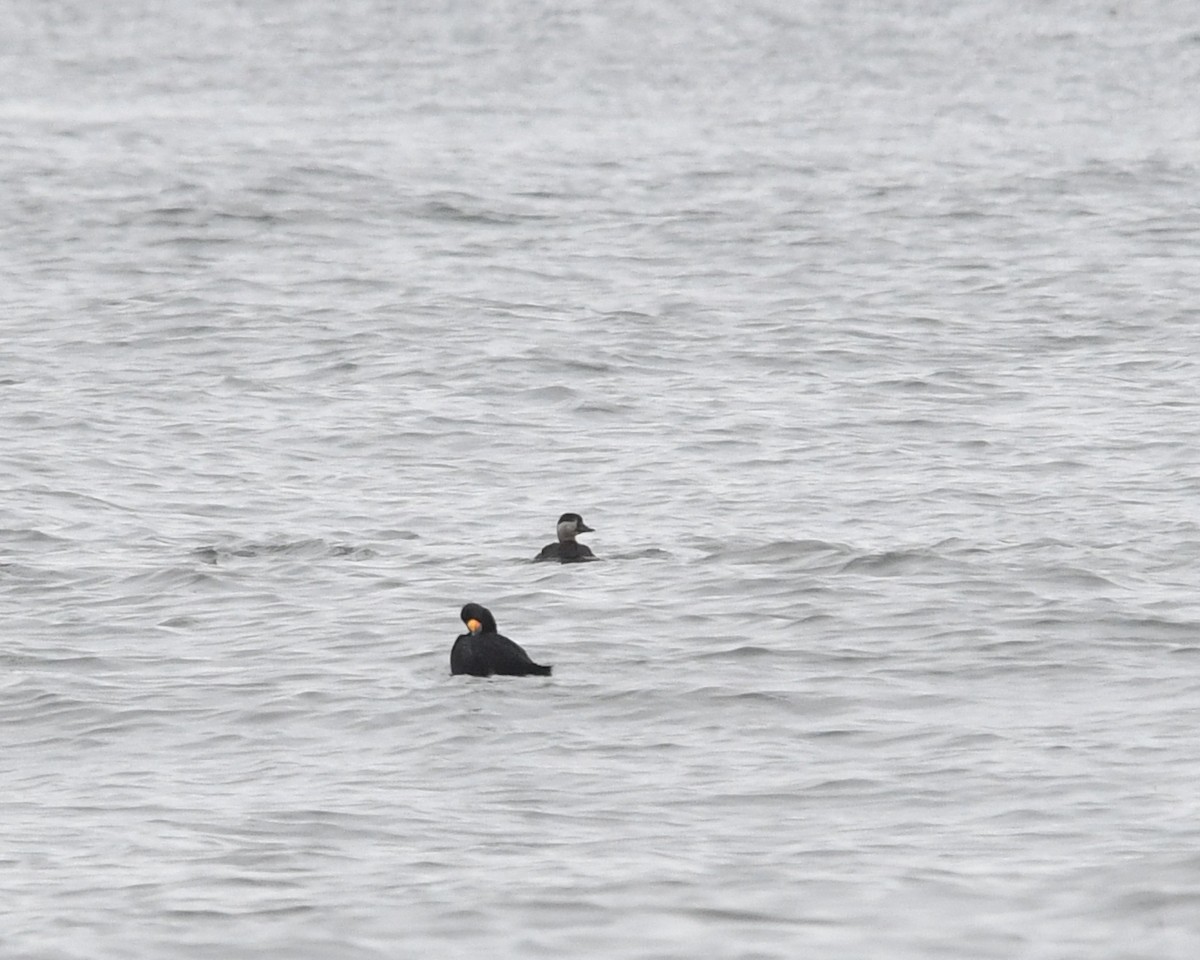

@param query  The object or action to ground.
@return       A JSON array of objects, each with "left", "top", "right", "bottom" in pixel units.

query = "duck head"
[
  {"left": 556, "top": 512, "right": 594, "bottom": 542},
  {"left": 460, "top": 602, "right": 498, "bottom": 635}
]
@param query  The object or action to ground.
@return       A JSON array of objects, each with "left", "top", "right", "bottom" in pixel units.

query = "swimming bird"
[
  {"left": 534, "top": 512, "right": 596, "bottom": 562},
  {"left": 450, "top": 603, "right": 552, "bottom": 677}
]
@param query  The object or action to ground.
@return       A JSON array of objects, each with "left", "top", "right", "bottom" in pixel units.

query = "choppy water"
[{"left": 4, "top": 1, "right": 1200, "bottom": 957}]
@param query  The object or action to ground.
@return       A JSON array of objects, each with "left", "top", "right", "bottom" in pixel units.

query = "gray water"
[{"left": 4, "top": 1, "right": 1200, "bottom": 957}]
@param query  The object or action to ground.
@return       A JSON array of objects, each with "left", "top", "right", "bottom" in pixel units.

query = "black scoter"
[
  {"left": 450, "top": 603, "right": 552, "bottom": 677},
  {"left": 534, "top": 512, "right": 596, "bottom": 563}
]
